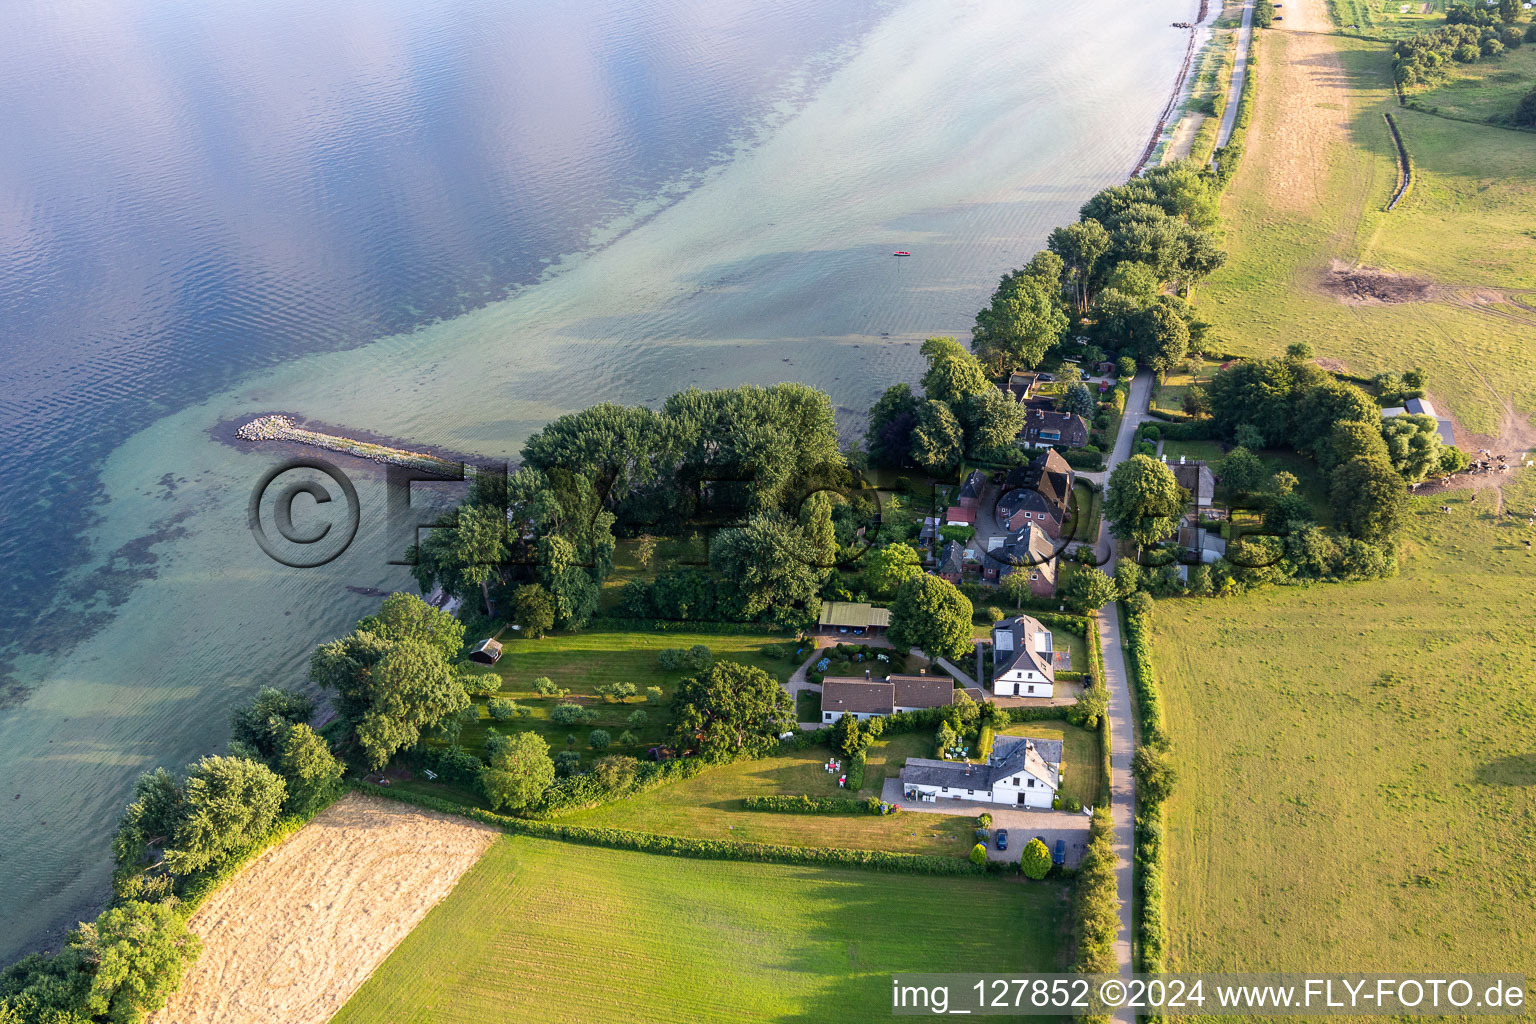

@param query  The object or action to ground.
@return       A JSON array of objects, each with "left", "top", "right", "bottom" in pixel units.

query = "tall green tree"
[
  {"left": 310, "top": 624, "right": 470, "bottom": 770},
  {"left": 971, "top": 270, "right": 1069, "bottom": 373},
  {"left": 1330, "top": 456, "right": 1407, "bottom": 542},
  {"left": 1217, "top": 446, "right": 1266, "bottom": 497},
  {"left": 275, "top": 723, "right": 344, "bottom": 815},
  {"left": 162, "top": 756, "right": 285, "bottom": 875},
  {"left": 76, "top": 901, "right": 200, "bottom": 1024},
  {"left": 1380, "top": 414, "right": 1446, "bottom": 484},
  {"left": 1061, "top": 565, "right": 1116, "bottom": 613},
  {"left": 511, "top": 583, "right": 555, "bottom": 638},
  {"left": 670, "top": 661, "right": 795, "bottom": 760},
  {"left": 886, "top": 575, "right": 973, "bottom": 659},
  {"left": 910, "top": 400, "right": 965, "bottom": 476},
  {"left": 865, "top": 383, "right": 919, "bottom": 467},
  {"left": 478, "top": 730, "right": 555, "bottom": 811},
  {"left": 958, "top": 386, "right": 1027, "bottom": 459},
  {"left": 1047, "top": 219, "right": 1111, "bottom": 312},
  {"left": 919, "top": 337, "right": 992, "bottom": 405},
  {"left": 410, "top": 502, "right": 509, "bottom": 617},
  {"left": 861, "top": 543, "right": 924, "bottom": 597},
  {"left": 1104, "top": 455, "right": 1186, "bottom": 550},
  {"left": 710, "top": 512, "right": 828, "bottom": 622},
  {"left": 228, "top": 687, "right": 314, "bottom": 761},
  {"left": 358, "top": 591, "right": 467, "bottom": 661}
]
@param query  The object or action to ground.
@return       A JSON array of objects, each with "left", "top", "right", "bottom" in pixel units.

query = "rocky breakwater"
[{"left": 236, "top": 415, "right": 463, "bottom": 476}]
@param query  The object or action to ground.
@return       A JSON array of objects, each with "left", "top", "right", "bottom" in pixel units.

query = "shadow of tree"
[{"left": 1476, "top": 753, "right": 1536, "bottom": 786}]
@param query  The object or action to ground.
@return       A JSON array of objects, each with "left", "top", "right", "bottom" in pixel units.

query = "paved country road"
[{"left": 1094, "top": 371, "right": 1154, "bottom": 1023}]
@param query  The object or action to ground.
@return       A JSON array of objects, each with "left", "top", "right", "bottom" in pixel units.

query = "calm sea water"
[{"left": 0, "top": 0, "right": 1192, "bottom": 955}]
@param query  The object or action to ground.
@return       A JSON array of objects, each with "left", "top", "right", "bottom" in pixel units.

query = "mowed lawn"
[
  {"left": 565, "top": 733, "right": 976, "bottom": 857},
  {"left": 1153, "top": 476, "right": 1536, "bottom": 976},
  {"left": 333, "top": 836, "right": 1069, "bottom": 1024}
]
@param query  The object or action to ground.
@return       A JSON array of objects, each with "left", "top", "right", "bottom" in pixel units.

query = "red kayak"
[{"left": 893, "top": 251, "right": 911, "bottom": 257}]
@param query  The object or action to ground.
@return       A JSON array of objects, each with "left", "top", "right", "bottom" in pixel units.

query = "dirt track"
[{"left": 152, "top": 793, "right": 496, "bottom": 1024}]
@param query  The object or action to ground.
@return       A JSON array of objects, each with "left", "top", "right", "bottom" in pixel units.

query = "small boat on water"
[{"left": 892, "top": 251, "right": 910, "bottom": 257}]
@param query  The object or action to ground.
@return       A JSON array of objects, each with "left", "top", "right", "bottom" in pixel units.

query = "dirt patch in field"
[
  {"left": 1321, "top": 261, "right": 1437, "bottom": 304},
  {"left": 152, "top": 793, "right": 497, "bottom": 1024}
]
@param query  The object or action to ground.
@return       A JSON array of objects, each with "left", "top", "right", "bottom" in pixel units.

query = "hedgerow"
[
  {"left": 742, "top": 795, "right": 892, "bottom": 815},
  {"left": 358, "top": 782, "right": 1002, "bottom": 877}
]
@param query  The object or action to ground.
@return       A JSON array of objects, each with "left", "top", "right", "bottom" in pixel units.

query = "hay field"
[{"left": 152, "top": 793, "right": 496, "bottom": 1024}]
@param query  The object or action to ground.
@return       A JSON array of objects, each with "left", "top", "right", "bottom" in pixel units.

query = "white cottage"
[
  {"left": 992, "top": 615, "right": 1055, "bottom": 698},
  {"left": 899, "top": 736, "right": 1061, "bottom": 808}
]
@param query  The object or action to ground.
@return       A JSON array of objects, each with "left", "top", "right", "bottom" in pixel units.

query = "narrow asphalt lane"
[{"left": 1094, "top": 371, "right": 1153, "bottom": 1021}]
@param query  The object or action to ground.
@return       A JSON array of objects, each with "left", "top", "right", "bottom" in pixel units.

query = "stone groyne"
[{"left": 236, "top": 415, "right": 463, "bottom": 476}]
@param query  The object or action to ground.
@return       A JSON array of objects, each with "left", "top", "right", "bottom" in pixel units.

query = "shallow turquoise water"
[{"left": 0, "top": 0, "right": 1193, "bottom": 954}]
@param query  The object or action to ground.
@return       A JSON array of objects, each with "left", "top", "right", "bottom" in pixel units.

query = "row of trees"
[{"left": 3, "top": 686, "right": 348, "bottom": 1024}]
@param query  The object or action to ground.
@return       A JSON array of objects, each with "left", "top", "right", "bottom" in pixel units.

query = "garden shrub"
[
  {"left": 969, "top": 843, "right": 988, "bottom": 867},
  {"left": 1021, "top": 838, "right": 1052, "bottom": 879}
]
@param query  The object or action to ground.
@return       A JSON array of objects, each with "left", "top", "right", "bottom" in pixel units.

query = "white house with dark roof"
[
  {"left": 819, "top": 674, "right": 956, "bottom": 724},
  {"left": 899, "top": 736, "right": 1061, "bottom": 808},
  {"left": 991, "top": 615, "right": 1055, "bottom": 698}
]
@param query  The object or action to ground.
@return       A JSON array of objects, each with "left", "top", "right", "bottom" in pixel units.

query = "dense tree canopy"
[
  {"left": 861, "top": 543, "right": 925, "bottom": 597},
  {"left": 478, "top": 730, "right": 555, "bottom": 811},
  {"left": 228, "top": 686, "right": 314, "bottom": 761},
  {"left": 865, "top": 383, "right": 919, "bottom": 468},
  {"left": 161, "top": 756, "right": 286, "bottom": 875},
  {"left": 709, "top": 511, "right": 829, "bottom": 623},
  {"left": 1330, "top": 456, "right": 1407, "bottom": 542},
  {"left": 670, "top": 661, "right": 795, "bottom": 760},
  {"left": 911, "top": 399, "right": 966, "bottom": 476},
  {"left": 1104, "top": 455, "right": 1187, "bottom": 549},
  {"left": 310, "top": 595, "right": 472, "bottom": 770},
  {"left": 887, "top": 575, "right": 974, "bottom": 659},
  {"left": 76, "top": 900, "right": 201, "bottom": 1024},
  {"left": 1380, "top": 414, "right": 1447, "bottom": 484},
  {"left": 275, "top": 723, "right": 345, "bottom": 815},
  {"left": 970, "top": 268, "right": 1069, "bottom": 373}
]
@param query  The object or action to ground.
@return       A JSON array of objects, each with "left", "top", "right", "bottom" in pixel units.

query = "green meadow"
[
  {"left": 1155, "top": 477, "right": 1536, "bottom": 975},
  {"left": 332, "top": 835, "right": 1069, "bottom": 1024},
  {"left": 1200, "top": 32, "right": 1536, "bottom": 438}
]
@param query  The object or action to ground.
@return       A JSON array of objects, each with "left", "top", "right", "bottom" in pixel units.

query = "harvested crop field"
[{"left": 152, "top": 792, "right": 496, "bottom": 1024}]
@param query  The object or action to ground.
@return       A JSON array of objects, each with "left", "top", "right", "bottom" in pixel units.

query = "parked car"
[
  {"left": 995, "top": 829, "right": 1008, "bottom": 851},
  {"left": 1053, "top": 839, "right": 1066, "bottom": 866}
]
